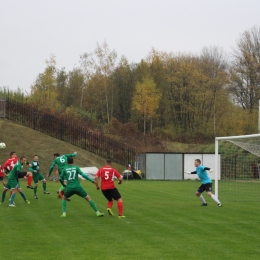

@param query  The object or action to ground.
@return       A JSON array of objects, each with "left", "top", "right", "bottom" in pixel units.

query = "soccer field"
[{"left": 1, "top": 179, "right": 260, "bottom": 260}]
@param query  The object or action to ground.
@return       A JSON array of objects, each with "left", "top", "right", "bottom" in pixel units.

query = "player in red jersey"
[
  {"left": 4, "top": 151, "right": 33, "bottom": 189},
  {"left": 0, "top": 164, "right": 5, "bottom": 186},
  {"left": 3, "top": 152, "right": 19, "bottom": 174},
  {"left": 95, "top": 159, "right": 125, "bottom": 218}
]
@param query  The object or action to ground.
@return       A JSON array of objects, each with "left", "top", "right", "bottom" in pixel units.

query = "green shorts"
[
  {"left": 33, "top": 173, "right": 45, "bottom": 184},
  {"left": 5, "top": 180, "right": 19, "bottom": 190},
  {"left": 64, "top": 186, "right": 88, "bottom": 199}
]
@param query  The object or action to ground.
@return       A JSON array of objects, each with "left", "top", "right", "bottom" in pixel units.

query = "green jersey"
[
  {"left": 60, "top": 165, "right": 94, "bottom": 189},
  {"left": 49, "top": 153, "right": 77, "bottom": 175},
  {"left": 8, "top": 161, "right": 22, "bottom": 181},
  {"left": 29, "top": 160, "right": 40, "bottom": 176}
]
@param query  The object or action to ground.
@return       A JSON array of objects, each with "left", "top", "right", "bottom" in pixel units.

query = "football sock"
[
  {"left": 19, "top": 192, "right": 27, "bottom": 201},
  {"left": 62, "top": 199, "right": 67, "bottom": 213},
  {"left": 59, "top": 186, "right": 65, "bottom": 192},
  {"left": 2, "top": 191, "right": 6, "bottom": 202},
  {"left": 88, "top": 199, "right": 98, "bottom": 212},
  {"left": 34, "top": 186, "right": 38, "bottom": 195},
  {"left": 10, "top": 190, "right": 13, "bottom": 197},
  {"left": 27, "top": 175, "right": 32, "bottom": 186},
  {"left": 211, "top": 194, "right": 221, "bottom": 204},
  {"left": 10, "top": 193, "right": 16, "bottom": 204},
  {"left": 59, "top": 190, "right": 64, "bottom": 198},
  {"left": 199, "top": 195, "right": 207, "bottom": 204},
  {"left": 108, "top": 201, "right": 113, "bottom": 208},
  {"left": 43, "top": 182, "right": 47, "bottom": 191},
  {"left": 118, "top": 201, "right": 123, "bottom": 216}
]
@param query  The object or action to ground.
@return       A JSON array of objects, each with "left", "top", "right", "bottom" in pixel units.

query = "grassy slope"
[{"left": 0, "top": 118, "right": 126, "bottom": 174}]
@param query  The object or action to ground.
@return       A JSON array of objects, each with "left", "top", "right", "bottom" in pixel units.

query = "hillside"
[{"left": 0, "top": 118, "right": 126, "bottom": 174}]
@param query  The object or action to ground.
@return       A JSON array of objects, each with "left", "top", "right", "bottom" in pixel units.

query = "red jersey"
[
  {"left": 0, "top": 165, "right": 4, "bottom": 177},
  {"left": 95, "top": 165, "right": 121, "bottom": 190},
  {"left": 3, "top": 157, "right": 19, "bottom": 172}
]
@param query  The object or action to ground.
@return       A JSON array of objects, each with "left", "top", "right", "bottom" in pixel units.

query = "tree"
[
  {"left": 56, "top": 68, "right": 68, "bottom": 107},
  {"left": 65, "top": 68, "right": 84, "bottom": 108},
  {"left": 94, "top": 41, "right": 117, "bottom": 123},
  {"left": 111, "top": 56, "right": 137, "bottom": 123},
  {"left": 200, "top": 46, "right": 229, "bottom": 136},
  {"left": 132, "top": 77, "right": 162, "bottom": 135},
  {"left": 79, "top": 52, "right": 95, "bottom": 109},
  {"left": 229, "top": 25, "right": 260, "bottom": 113},
  {"left": 30, "top": 54, "right": 60, "bottom": 111}
]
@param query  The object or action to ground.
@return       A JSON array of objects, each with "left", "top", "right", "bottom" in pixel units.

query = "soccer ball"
[{"left": 0, "top": 142, "right": 6, "bottom": 149}]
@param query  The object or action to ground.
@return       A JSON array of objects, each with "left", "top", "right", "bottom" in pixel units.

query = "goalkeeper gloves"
[
  {"left": 209, "top": 169, "right": 214, "bottom": 173},
  {"left": 184, "top": 171, "right": 191, "bottom": 174}
]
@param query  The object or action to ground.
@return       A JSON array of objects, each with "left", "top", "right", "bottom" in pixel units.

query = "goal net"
[{"left": 215, "top": 134, "right": 260, "bottom": 202}]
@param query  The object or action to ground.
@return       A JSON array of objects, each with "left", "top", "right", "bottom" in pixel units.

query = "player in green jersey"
[
  {"left": 29, "top": 155, "right": 50, "bottom": 199},
  {"left": 48, "top": 152, "right": 77, "bottom": 199},
  {"left": 1, "top": 156, "right": 31, "bottom": 207},
  {"left": 59, "top": 157, "right": 104, "bottom": 218}
]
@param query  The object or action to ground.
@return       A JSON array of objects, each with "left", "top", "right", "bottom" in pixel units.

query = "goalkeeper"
[{"left": 185, "top": 159, "right": 222, "bottom": 207}]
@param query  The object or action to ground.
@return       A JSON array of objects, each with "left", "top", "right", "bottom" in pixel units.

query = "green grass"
[
  {"left": 1, "top": 119, "right": 260, "bottom": 259},
  {"left": 1, "top": 180, "right": 260, "bottom": 260}
]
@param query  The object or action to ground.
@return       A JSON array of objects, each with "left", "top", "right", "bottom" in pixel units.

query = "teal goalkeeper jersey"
[
  {"left": 60, "top": 165, "right": 94, "bottom": 189},
  {"left": 196, "top": 165, "right": 212, "bottom": 184},
  {"left": 49, "top": 153, "right": 77, "bottom": 175}
]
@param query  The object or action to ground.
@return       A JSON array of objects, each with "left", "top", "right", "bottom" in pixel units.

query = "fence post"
[{"left": 60, "top": 120, "right": 63, "bottom": 141}]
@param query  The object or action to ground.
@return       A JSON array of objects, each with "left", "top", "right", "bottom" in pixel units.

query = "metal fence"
[
  {"left": 4, "top": 99, "right": 137, "bottom": 166},
  {"left": 0, "top": 98, "right": 6, "bottom": 117}
]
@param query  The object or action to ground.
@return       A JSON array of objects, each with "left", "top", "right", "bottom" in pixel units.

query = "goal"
[{"left": 215, "top": 133, "right": 260, "bottom": 202}]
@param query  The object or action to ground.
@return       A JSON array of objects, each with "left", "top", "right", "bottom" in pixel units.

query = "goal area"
[{"left": 215, "top": 133, "right": 260, "bottom": 202}]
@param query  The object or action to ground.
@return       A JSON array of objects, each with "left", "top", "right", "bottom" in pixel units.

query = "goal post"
[{"left": 215, "top": 133, "right": 260, "bottom": 201}]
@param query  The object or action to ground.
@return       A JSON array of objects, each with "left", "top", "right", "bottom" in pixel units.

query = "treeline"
[{"left": 2, "top": 26, "right": 260, "bottom": 143}]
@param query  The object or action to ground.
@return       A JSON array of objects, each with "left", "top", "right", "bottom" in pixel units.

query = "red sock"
[
  {"left": 27, "top": 175, "right": 32, "bottom": 186},
  {"left": 108, "top": 201, "right": 113, "bottom": 208},
  {"left": 118, "top": 201, "right": 123, "bottom": 216},
  {"left": 59, "top": 190, "right": 64, "bottom": 198}
]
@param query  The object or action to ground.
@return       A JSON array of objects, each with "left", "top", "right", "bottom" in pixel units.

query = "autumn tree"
[
  {"left": 94, "top": 41, "right": 117, "bottom": 123},
  {"left": 229, "top": 25, "right": 260, "bottom": 113},
  {"left": 132, "top": 76, "right": 162, "bottom": 135},
  {"left": 111, "top": 56, "right": 137, "bottom": 123},
  {"left": 200, "top": 46, "right": 229, "bottom": 136},
  {"left": 79, "top": 52, "right": 95, "bottom": 109},
  {"left": 30, "top": 54, "right": 60, "bottom": 111}
]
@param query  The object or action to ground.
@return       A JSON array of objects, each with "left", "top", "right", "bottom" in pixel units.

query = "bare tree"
[
  {"left": 229, "top": 26, "right": 260, "bottom": 112},
  {"left": 200, "top": 46, "right": 228, "bottom": 136},
  {"left": 94, "top": 41, "right": 117, "bottom": 123},
  {"left": 79, "top": 52, "right": 94, "bottom": 109}
]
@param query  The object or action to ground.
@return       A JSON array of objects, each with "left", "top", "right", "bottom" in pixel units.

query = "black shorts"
[
  {"left": 197, "top": 183, "right": 212, "bottom": 193},
  {"left": 17, "top": 172, "right": 28, "bottom": 178},
  {"left": 0, "top": 176, "right": 4, "bottom": 181},
  {"left": 102, "top": 188, "right": 121, "bottom": 201}
]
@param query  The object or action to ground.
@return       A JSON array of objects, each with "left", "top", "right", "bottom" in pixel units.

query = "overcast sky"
[{"left": 1, "top": 0, "right": 260, "bottom": 93}]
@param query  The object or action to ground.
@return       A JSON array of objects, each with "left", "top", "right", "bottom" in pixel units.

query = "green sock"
[
  {"left": 19, "top": 192, "right": 26, "bottom": 201},
  {"left": 2, "top": 191, "right": 6, "bottom": 203},
  {"left": 43, "top": 183, "right": 46, "bottom": 191},
  {"left": 89, "top": 199, "right": 98, "bottom": 212},
  {"left": 34, "top": 186, "right": 38, "bottom": 195},
  {"left": 10, "top": 193, "right": 16, "bottom": 204},
  {"left": 59, "top": 186, "right": 65, "bottom": 192},
  {"left": 62, "top": 199, "right": 66, "bottom": 213}
]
